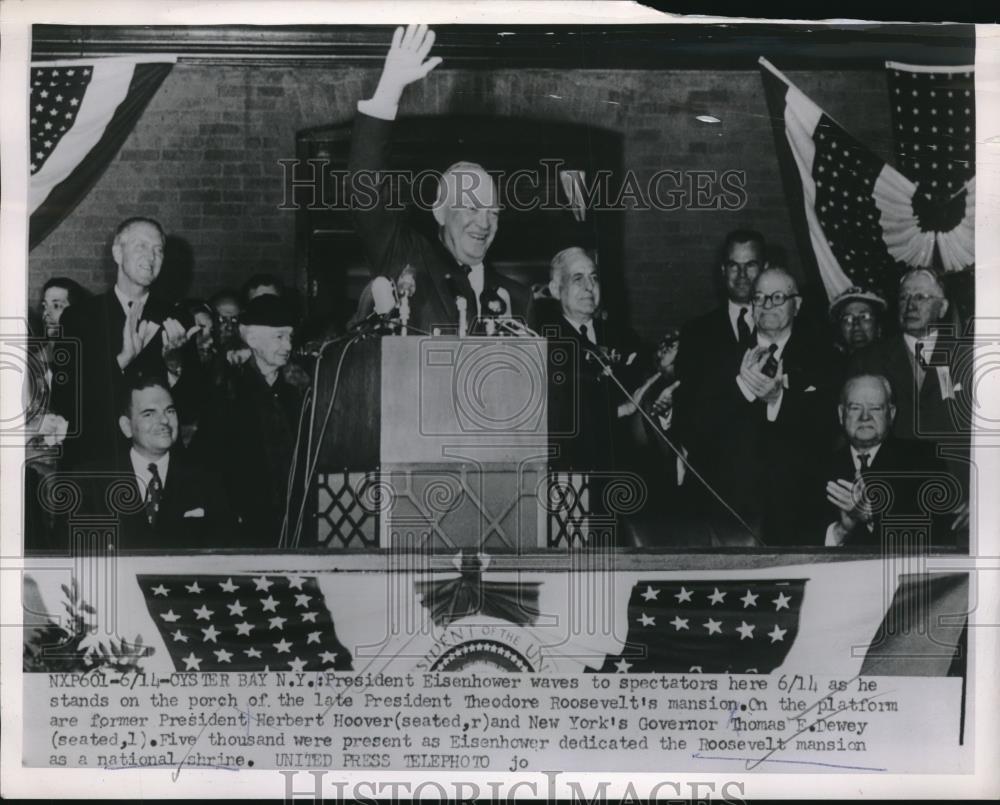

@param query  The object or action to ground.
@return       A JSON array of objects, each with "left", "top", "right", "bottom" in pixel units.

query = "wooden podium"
[{"left": 305, "top": 335, "right": 590, "bottom": 552}]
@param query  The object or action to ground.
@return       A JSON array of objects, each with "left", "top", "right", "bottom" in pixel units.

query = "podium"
[{"left": 303, "top": 335, "right": 602, "bottom": 552}]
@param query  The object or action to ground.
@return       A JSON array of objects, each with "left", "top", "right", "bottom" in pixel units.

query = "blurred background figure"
[
  {"left": 242, "top": 272, "right": 284, "bottom": 304},
  {"left": 210, "top": 288, "right": 242, "bottom": 354}
]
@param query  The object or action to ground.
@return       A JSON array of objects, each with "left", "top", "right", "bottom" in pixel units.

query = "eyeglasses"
[
  {"left": 898, "top": 293, "right": 943, "bottom": 306},
  {"left": 839, "top": 312, "right": 875, "bottom": 326},
  {"left": 752, "top": 291, "right": 799, "bottom": 308},
  {"left": 724, "top": 260, "right": 761, "bottom": 275}
]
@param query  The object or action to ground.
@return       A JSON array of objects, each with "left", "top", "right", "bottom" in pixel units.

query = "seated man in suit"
[
  {"left": 688, "top": 267, "right": 839, "bottom": 546},
  {"left": 822, "top": 374, "right": 958, "bottom": 548},
  {"left": 72, "top": 374, "right": 234, "bottom": 551},
  {"left": 52, "top": 217, "right": 197, "bottom": 468},
  {"left": 348, "top": 24, "right": 528, "bottom": 332},
  {"left": 849, "top": 268, "right": 970, "bottom": 537}
]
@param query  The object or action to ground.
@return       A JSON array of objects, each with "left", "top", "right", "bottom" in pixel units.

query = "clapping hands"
[{"left": 738, "top": 346, "right": 783, "bottom": 403}]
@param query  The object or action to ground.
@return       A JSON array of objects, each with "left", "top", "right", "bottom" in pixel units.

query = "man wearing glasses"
[
  {"left": 688, "top": 267, "right": 838, "bottom": 546},
  {"left": 849, "top": 268, "right": 970, "bottom": 541}
]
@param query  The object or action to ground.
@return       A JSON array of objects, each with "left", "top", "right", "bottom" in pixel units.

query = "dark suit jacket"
[
  {"left": 66, "top": 448, "right": 235, "bottom": 552},
  {"left": 52, "top": 290, "right": 186, "bottom": 468},
  {"left": 849, "top": 333, "right": 969, "bottom": 446},
  {"left": 348, "top": 112, "right": 529, "bottom": 333},
  {"left": 813, "top": 438, "right": 956, "bottom": 548},
  {"left": 673, "top": 305, "right": 746, "bottom": 461},
  {"left": 192, "top": 362, "right": 306, "bottom": 549},
  {"left": 682, "top": 324, "right": 840, "bottom": 546},
  {"left": 534, "top": 306, "right": 645, "bottom": 472}
]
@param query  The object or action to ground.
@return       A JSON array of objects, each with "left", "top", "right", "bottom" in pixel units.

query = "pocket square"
[
  {"left": 183, "top": 508, "right": 205, "bottom": 518},
  {"left": 804, "top": 385, "right": 817, "bottom": 392}
]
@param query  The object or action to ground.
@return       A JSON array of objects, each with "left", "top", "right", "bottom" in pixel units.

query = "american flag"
[
  {"left": 137, "top": 574, "right": 353, "bottom": 672},
  {"left": 29, "top": 66, "right": 92, "bottom": 175},
  {"left": 28, "top": 58, "right": 173, "bottom": 249},
  {"left": 759, "top": 58, "right": 974, "bottom": 305},
  {"left": 595, "top": 578, "right": 806, "bottom": 674}
]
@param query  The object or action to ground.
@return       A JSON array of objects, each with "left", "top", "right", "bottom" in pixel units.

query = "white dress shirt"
[
  {"left": 824, "top": 443, "right": 882, "bottom": 546},
  {"left": 728, "top": 299, "right": 753, "bottom": 341},
  {"left": 130, "top": 448, "right": 170, "bottom": 497}
]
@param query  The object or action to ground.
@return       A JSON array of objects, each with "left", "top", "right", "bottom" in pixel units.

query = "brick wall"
[{"left": 28, "top": 64, "right": 892, "bottom": 342}]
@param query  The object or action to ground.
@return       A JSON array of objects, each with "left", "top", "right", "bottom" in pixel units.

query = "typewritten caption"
[{"left": 26, "top": 672, "right": 966, "bottom": 774}]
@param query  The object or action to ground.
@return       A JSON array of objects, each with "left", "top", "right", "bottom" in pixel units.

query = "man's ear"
[
  {"left": 937, "top": 298, "right": 950, "bottom": 321},
  {"left": 431, "top": 203, "right": 447, "bottom": 228},
  {"left": 888, "top": 403, "right": 897, "bottom": 424},
  {"left": 548, "top": 277, "right": 561, "bottom": 300},
  {"left": 837, "top": 404, "right": 845, "bottom": 428},
  {"left": 111, "top": 240, "right": 123, "bottom": 268},
  {"left": 792, "top": 294, "right": 803, "bottom": 317},
  {"left": 118, "top": 414, "right": 133, "bottom": 440}
]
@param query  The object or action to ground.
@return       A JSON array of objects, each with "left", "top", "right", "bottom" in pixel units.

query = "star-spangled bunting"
[
  {"left": 595, "top": 579, "right": 806, "bottom": 674},
  {"left": 138, "top": 574, "right": 353, "bottom": 672},
  {"left": 759, "top": 57, "right": 975, "bottom": 307},
  {"left": 28, "top": 58, "right": 174, "bottom": 249},
  {"left": 29, "top": 66, "right": 92, "bottom": 175}
]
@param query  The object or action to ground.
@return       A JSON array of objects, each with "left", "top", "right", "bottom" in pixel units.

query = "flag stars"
[
  {"left": 214, "top": 649, "right": 233, "bottom": 664},
  {"left": 288, "top": 657, "right": 307, "bottom": 673},
  {"left": 301, "top": 611, "right": 318, "bottom": 623},
  {"left": 227, "top": 600, "right": 247, "bottom": 617},
  {"left": 286, "top": 575, "right": 307, "bottom": 590},
  {"left": 160, "top": 609, "right": 180, "bottom": 623},
  {"left": 260, "top": 595, "right": 279, "bottom": 612},
  {"left": 193, "top": 604, "right": 214, "bottom": 620},
  {"left": 253, "top": 575, "right": 274, "bottom": 591},
  {"left": 768, "top": 625, "right": 788, "bottom": 643},
  {"left": 152, "top": 584, "right": 170, "bottom": 597},
  {"left": 703, "top": 618, "right": 723, "bottom": 635},
  {"left": 640, "top": 586, "right": 659, "bottom": 602},
  {"left": 201, "top": 625, "right": 221, "bottom": 643},
  {"left": 614, "top": 659, "right": 632, "bottom": 673},
  {"left": 273, "top": 639, "right": 292, "bottom": 654},
  {"left": 269, "top": 616, "right": 287, "bottom": 630},
  {"left": 245, "top": 647, "right": 262, "bottom": 659},
  {"left": 234, "top": 621, "right": 254, "bottom": 636},
  {"left": 708, "top": 588, "right": 727, "bottom": 606},
  {"left": 182, "top": 653, "right": 202, "bottom": 671},
  {"left": 736, "top": 621, "right": 756, "bottom": 640},
  {"left": 637, "top": 613, "right": 656, "bottom": 627},
  {"left": 171, "top": 630, "right": 188, "bottom": 643},
  {"left": 740, "top": 590, "right": 758, "bottom": 608},
  {"left": 306, "top": 631, "right": 322, "bottom": 644},
  {"left": 772, "top": 592, "right": 792, "bottom": 611},
  {"left": 220, "top": 578, "right": 239, "bottom": 593},
  {"left": 669, "top": 616, "right": 689, "bottom": 631},
  {"left": 185, "top": 581, "right": 203, "bottom": 594},
  {"left": 674, "top": 587, "right": 693, "bottom": 603},
  {"left": 294, "top": 594, "right": 312, "bottom": 608},
  {"left": 320, "top": 651, "right": 339, "bottom": 665}
]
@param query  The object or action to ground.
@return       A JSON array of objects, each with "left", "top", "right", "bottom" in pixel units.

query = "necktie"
[
  {"left": 856, "top": 452, "right": 870, "bottom": 479},
  {"left": 145, "top": 463, "right": 163, "bottom": 527},
  {"left": 579, "top": 323, "right": 594, "bottom": 345},
  {"left": 914, "top": 342, "right": 927, "bottom": 388},
  {"left": 737, "top": 308, "right": 753, "bottom": 347},
  {"left": 459, "top": 264, "right": 472, "bottom": 276}
]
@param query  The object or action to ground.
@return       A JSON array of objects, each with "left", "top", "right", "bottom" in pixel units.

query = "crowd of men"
[{"left": 23, "top": 24, "right": 971, "bottom": 552}]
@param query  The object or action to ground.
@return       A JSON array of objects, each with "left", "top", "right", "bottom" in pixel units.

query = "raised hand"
[
  {"left": 649, "top": 379, "right": 680, "bottom": 416},
  {"left": 826, "top": 477, "right": 872, "bottom": 531},
  {"left": 117, "top": 304, "right": 160, "bottom": 370},
  {"left": 373, "top": 24, "right": 443, "bottom": 105},
  {"left": 160, "top": 317, "right": 199, "bottom": 356},
  {"left": 738, "top": 347, "right": 782, "bottom": 401}
]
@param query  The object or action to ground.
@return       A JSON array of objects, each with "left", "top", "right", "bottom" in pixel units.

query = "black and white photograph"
[{"left": 2, "top": 1, "right": 997, "bottom": 800}]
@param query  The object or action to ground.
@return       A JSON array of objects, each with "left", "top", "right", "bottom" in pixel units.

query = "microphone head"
[
  {"left": 456, "top": 296, "right": 468, "bottom": 313},
  {"left": 371, "top": 276, "right": 396, "bottom": 315}
]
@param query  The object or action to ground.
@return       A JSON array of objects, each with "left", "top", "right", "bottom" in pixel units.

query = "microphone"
[
  {"left": 456, "top": 296, "right": 468, "bottom": 337},
  {"left": 371, "top": 275, "right": 396, "bottom": 315},
  {"left": 349, "top": 276, "right": 400, "bottom": 335}
]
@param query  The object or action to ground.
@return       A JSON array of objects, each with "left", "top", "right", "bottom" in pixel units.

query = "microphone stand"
[{"left": 582, "top": 347, "right": 765, "bottom": 547}]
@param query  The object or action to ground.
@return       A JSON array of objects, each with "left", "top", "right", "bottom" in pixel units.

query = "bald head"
[{"left": 433, "top": 162, "right": 499, "bottom": 266}]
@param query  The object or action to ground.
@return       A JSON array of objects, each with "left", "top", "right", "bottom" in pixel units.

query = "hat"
[
  {"left": 829, "top": 286, "right": 887, "bottom": 319},
  {"left": 239, "top": 294, "right": 296, "bottom": 327}
]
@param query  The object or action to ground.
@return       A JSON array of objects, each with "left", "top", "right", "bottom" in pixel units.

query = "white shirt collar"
[
  {"left": 756, "top": 328, "right": 792, "bottom": 358},
  {"left": 130, "top": 447, "right": 170, "bottom": 493},
  {"left": 564, "top": 315, "right": 596, "bottom": 344},
  {"left": 850, "top": 443, "right": 882, "bottom": 469},
  {"left": 114, "top": 284, "right": 149, "bottom": 316},
  {"left": 903, "top": 330, "right": 937, "bottom": 356},
  {"left": 728, "top": 300, "right": 752, "bottom": 338}
]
